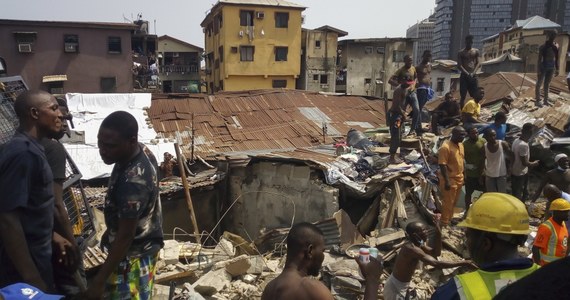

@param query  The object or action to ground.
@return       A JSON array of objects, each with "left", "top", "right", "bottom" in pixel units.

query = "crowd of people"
[{"left": 1, "top": 28, "right": 569, "bottom": 300}]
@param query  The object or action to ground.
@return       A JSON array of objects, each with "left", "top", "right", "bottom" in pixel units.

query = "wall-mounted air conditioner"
[
  {"left": 256, "top": 11, "right": 265, "bottom": 19},
  {"left": 18, "top": 43, "right": 32, "bottom": 53}
]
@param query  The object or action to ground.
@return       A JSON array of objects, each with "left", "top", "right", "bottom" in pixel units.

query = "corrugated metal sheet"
[{"left": 149, "top": 90, "right": 387, "bottom": 157}]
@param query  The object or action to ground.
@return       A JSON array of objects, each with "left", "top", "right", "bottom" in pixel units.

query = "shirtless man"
[
  {"left": 416, "top": 50, "right": 433, "bottom": 115},
  {"left": 389, "top": 55, "right": 421, "bottom": 136},
  {"left": 458, "top": 35, "right": 481, "bottom": 108},
  {"left": 430, "top": 92, "right": 460, "bottom": 135},
  {"left": 388, "top": 76, "right": 413, "bottom": 164},
  {"left": 261, "top": 222, "right": 382, "bottom": 300},
  {"left": 531, "top": 153, "right": 570, "bottom": 202},
  {"left": 536, "top": 30, "right": 559, "bottom": 107},
  {"left": 386, "top": 220, "right": 475, "bottom": 300}
]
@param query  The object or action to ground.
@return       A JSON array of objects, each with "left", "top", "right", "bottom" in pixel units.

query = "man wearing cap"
[
  {"left": 531, "top": 153, "right": 570, "bottom": 202},
  {"left": 431, "top": 193, "right": 540, "bottom": 299},
  {"left": 532, "top": 199, "right": 570, "bottom": 266}
]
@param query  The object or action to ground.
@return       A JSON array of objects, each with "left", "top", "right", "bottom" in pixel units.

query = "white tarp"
[{"left": 63, "top": 93, "right": 174, "bottom": 179}]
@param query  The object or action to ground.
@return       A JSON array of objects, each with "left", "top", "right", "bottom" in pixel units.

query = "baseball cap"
[{"left": 0, "top": 283, "right": 64, "bottom": 300}]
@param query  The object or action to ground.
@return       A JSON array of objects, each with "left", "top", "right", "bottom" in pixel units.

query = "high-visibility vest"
[
  {"left": 538, "top": 219, "right": 567, "bottom": 265},
  {"left": 454, "top": 264, "right": 540, "bottom": 300}
]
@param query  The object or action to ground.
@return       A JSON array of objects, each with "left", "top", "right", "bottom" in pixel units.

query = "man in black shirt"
[
  {"left": 0, "top": 90, "right": 63, "bottom": 292},
  {"left": 83, "top": 111, "right": 163, "bottom": 300}
]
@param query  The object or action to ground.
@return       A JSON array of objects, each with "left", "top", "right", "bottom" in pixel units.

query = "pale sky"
[{"left": 1, "top": 0, "right": 435, "bottom": 47}]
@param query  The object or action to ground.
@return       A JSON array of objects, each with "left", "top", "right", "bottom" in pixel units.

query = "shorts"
[
  {"left": 383, "top": 274, "right": 410, "bottom": 300},
  {"left": 104, "top": 252, "right": 158, "bottom": 300}
]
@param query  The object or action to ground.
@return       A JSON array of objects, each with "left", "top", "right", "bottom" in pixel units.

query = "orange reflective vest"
[{"left": 533, "top": 218, "right": 568, "bottom": 265}]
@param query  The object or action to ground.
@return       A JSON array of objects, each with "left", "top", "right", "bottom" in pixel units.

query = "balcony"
[{"left": 159, "top": 64, "right": 199, "bottom": 75}]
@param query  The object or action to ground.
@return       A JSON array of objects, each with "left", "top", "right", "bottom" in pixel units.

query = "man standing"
[
  {"left": 430, "top": 92, "right": 461, "bottom": 135},
  {"left": 511, "top": 123, "right": 539, "bottom": 201},
  {"left": 536, "top": 30, "right": 559, "bottom": 107},
  {"left": 532, "top": 199, "right": 570, "bottom": 266},
  {"left": 389, "top": 54, "right": 421, "bottom": 136},
  {"left": 461, "top": 87, "right": 485, "bottom": 124},
  {"left": 83, "top": 111, "right": 163, "bottom": 300},
  {"left": 531, "top": 153, "right": 570, "bottom": 201},
  {"left": 463, "top": 126, "right": 486, "bottom": 213},
  {"left": 483, "top": 128, "right": 510, "bottom": 193},
  {"left": 388, "top": 76, "right": 413, "bottom": 164},
  {"left": 0, "top": 90, "right": 63, "bottom": 291},
  {"left": 458, "top": 35, "right": 481, "bottom": 108},
  {"left": 438, "top": 126, "right": 466, "bottom": 226},
  {"left": 386, "top": 219, "right": 474, "bottom": 299},
  {"left": 261, "top": 222, "right": 382, "bottom": 300},
  {"left": 416, "top": 50, "right": 434, "bottom": 117},
  {"left": 431, "top": 193, "right": 539, "bottom": 299}
]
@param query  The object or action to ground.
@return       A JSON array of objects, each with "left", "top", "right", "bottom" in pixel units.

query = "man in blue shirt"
[
  {"left": 0, "top": 91, "right": 63, "bottom": 292},
  {"left": 481, "top": 111, "right": 508, "bottom": 140}
]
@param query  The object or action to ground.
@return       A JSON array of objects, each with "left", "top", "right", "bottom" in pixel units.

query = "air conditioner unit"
[
  {"left": 321, "top": 84, "right": 329, "bottom": 89},
  {"left": 18, "top": 43, "right": 32, "bottom": 53},
  {"left": 172, "top": 52, "right": 179, "bottom": 57},
  {"left": 239, "top": 30, "right": 244, "bottom": 37},
  {"left": 256, "top": 11, "right": 265, "bottom": 19},
  {"left": 64, "top": 43, "right": 78, "bottom": 52}
]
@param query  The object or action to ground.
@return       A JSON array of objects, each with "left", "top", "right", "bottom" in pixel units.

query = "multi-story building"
[
  {"left": 201, "top": 0, "right": 306, "bottom": 92},
  {"left": 482, "top": 16, "right": 567, "bottom": 73},
  {"left": 0, "top": 19, "right": 137, "bottom": 93},
  {"left": 406, "top": 15, "right": 435, "bottom": 64},
  {"left": 336, "top": 38, "right": 414, "bottom": 98},
  {"left": 432, "top": 0, "right": 570, "bottom": 60},
  {"left": 157, "top": 35, "right": 203, "bottom": 93},
  {"left": 297, "top": 25, "right": 347, "bottom": 93}
]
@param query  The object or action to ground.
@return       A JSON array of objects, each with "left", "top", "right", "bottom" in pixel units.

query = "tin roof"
[{"left": 149, "top": 90, "right": 386, "bottom": 157}]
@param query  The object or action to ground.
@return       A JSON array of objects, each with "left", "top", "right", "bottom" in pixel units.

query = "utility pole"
[{"left": 191, "top": 113, "right": 195, "bottom": 163}]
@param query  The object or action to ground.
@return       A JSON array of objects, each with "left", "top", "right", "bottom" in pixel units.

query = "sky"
[{"left": 1, "top": 0, "right": 435, "bottom": 47}]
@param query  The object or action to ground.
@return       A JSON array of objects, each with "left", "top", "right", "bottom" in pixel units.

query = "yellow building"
[{"left": 201, "top": 0, "right": 306, "bottom": 92}]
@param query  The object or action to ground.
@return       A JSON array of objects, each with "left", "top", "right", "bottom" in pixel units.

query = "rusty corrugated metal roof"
[{"left": 149, "top": 90, "right": 386, "bottom": 157}]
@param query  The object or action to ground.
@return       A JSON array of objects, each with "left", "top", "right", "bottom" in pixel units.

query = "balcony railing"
[{"left": 160, "top": 64, "right": 199, "bottom": 75}]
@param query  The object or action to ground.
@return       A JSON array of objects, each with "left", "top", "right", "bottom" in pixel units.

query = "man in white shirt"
[{"left": 512, "top": 123, "right": 539, "bottom": 201}]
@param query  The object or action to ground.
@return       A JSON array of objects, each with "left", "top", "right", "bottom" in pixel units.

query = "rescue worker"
[
  {"left": 431, "top": 193, "right": 539, "bottom": 299},
  {"left": 532, "top": 198, "right": 570, "bottom": 266}
]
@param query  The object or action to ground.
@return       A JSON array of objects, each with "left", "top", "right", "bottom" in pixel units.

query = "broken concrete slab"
[
  {"left": 153, "top": 284, "right": 180, "bottom": 300},
  {"left": 192, "top": 269, "right": 232, "bottom": 296},
  {"left": 161, "top": 239, "right": 180, "bottom": 265},
  {"left": 247, "top": 255, "right": 266, "bottom": 274},
  {"left": 224, "top": 254, "right": 252, "bottom": 277}
]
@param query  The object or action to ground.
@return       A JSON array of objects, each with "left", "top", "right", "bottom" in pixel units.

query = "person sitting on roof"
[
  {"left": 461, "top": 87, "right": 485, "bottom": 124},
  {"left": 430, "top": 92, "right": 461, "bottom": 135}
]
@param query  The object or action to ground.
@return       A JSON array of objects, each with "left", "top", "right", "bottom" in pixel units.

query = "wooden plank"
[
  {"left": 368, "top": 230, "right": 406, "bottom": 247},
  {"left": 174, "top": 143, "right": 201, "bottom": 243},
  {"left": 155, "top": 270, "right": 197, "bottom": 285},
  {"left": 381, "top": 181, "right": 400, "bottom": 229}
]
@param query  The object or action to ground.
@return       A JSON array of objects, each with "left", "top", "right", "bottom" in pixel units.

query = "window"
[
  {"left": 240, "top": 10, "right": 254, "bottom": 26},
  {"left": 436, "top": 78, "right": 444, "bottom": 92},
  {"left": 364, "top": 78, "right": 372, "bottom": 84},
  {"left": 240, "top": 46, "right": 254, "bottom": 61},
  {"left": 272, "top": 80, "right": 287, "bottom": 88},
  {"left": 275, "top": 47, "right": 288, "bottom": 61},
  {"left": 64, "top": 34, "right": 79, "bottom": 53},
  {"left": 376, "top": 47, "right": 385, "bottom": 54},
  {"left": 14, "top": 32, "right": 36, "bottom": 53},
  {"left": 320, "top": 75, "right": 328, "bottom": 84},
  {"left": 275, "top": 12, "right": 289, "bottom": 28},
  {"left": 100, "top": 77, "right": 117, "bottom": 93},
  {"left": 393, "top": 50, "right": 405, "bottom": 62},
  {"left": 315, "top": 40, "right": 321, "bottom": 48},
  {"left": 219, "top": 80, "right": 224, "bottom": 90},
  {"left": 215, "top": 59, "right": 220, "bottom": 69},
  {"left": 365, "top": 46, "right": 373, "bottom": 54},
  {"left": 108, "top": 37, "right": 122, "bottom": 53},
  {"left": 313, "top": 74, "right": 319, "bottom": 81},
  {"left": 219, "top": 46, "right": 224, "bottom": 62}
]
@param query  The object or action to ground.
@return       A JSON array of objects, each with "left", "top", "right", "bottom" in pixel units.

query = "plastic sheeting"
[{"left": 63, "top": 93, "right": 174, "bottom": 179}]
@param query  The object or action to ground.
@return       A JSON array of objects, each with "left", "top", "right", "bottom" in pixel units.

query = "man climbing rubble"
[
  {"left": 438, "top": 126, "right": 466, "bottom": 226},
  {"left": 385, "top": 219, "right": 475, "bottom": 300},
  {"left": 261, "top": 222, "right": 382, "bottom": 300},
  {"left": 532, "top": 199, "right": 570, "bottom": 266},
  {"left": 431, "top": 193, "right": 539, "bottom": 299},
  {"left": 531, "top": 153, "right": 570, "bottom": 202},
  {"left": 388, "top": 75, "right": 414, "bottom": 164}
]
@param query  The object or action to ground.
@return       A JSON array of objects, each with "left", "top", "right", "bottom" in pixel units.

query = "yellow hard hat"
[
  {"left": 458, "top": 193, "right": 530, "bottom": 235},
  {"left": 549, "top": 199, "right": 570, "bottom": 211}
]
